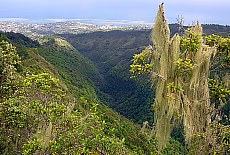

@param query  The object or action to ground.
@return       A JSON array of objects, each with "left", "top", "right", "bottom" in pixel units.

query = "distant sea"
[{"left": 0, "top": 18, "right": 153, "bottom": 26}]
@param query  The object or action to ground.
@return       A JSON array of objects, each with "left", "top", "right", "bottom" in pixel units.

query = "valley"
[{"left": 0, "top": 17, "right": 229, "bottom": 154}]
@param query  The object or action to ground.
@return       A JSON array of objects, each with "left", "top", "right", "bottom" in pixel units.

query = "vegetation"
[
  {"left": 60, "top": 23, "right": 230, "bottom": 126},
  {"left": 61, "top": 30, "right": 155, "bottom": 124},
  {"left": 0, "top": 33, "right": 162, "bottom": 154},
  {"left": 0, "top": 4, "right": 230, "bottom": 154},
  {"left": 130, "top": 3, "right": 229, "bottom": 154}
]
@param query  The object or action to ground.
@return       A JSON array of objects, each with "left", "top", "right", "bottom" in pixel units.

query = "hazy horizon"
[
  {"left": 0, "top": 18, "right": 229, "bottom": 27},
  {"left": 0, "top": 0, "right": 229, "bottom": 25}
]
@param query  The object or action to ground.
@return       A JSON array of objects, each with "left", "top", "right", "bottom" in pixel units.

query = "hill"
[
  {"left": 0, "top": 32, "right": 189, "bottom": 154},
  {"left": 0, "top": 33, "right": 153, "bottom": 154}
]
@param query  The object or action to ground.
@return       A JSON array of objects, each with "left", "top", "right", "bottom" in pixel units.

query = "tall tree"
[{"left": 130, "top": 3, "right": 215, "bottom": 150}]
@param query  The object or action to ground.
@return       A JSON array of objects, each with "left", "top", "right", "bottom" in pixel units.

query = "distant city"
[
  {"left": 0, "top": 18, "right": 154, "bottom": 25},
  {"left": 0, "top": 18, "right": 152, "bottom": 39}
]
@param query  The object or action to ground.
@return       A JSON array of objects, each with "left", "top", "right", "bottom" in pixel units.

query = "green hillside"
[
  {"left": 61, "top": 30, "right": 155, "bottom": 124},
  {"left": 0, "top": 33, "right": 156, "bottom": 154},
  {"left": 0, "top": 32, "right": 190, "bottom": 154}
]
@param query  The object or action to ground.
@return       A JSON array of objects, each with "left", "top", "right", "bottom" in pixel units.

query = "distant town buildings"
[{"left": 0, "top": 21, "right": 151, "bottom": 39}]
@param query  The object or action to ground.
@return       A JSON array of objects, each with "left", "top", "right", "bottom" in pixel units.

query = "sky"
[{"left": 0, "top": 0, "right": 229, "bottom": 25}]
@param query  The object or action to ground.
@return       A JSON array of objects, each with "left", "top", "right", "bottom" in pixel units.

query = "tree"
[{"left": 130, "top": 3, "right": 216, "bottom": 150}]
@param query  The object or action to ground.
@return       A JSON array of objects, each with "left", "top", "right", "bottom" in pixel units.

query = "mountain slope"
[
  {"left": 61, "top": 30, "right": 155, "bottom": 124},
  {"left": 0, "top": 33, "right": 165, "bottom": 154}
]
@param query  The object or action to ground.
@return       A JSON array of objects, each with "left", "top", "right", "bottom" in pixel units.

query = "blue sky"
[{"left": 0, "top": 0, "right": 229, "bottom": 25}]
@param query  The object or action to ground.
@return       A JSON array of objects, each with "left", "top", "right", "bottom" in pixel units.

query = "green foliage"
[
  {"left": 60, "top": 30, "right": 155, "bottom": 124},
  {"left": 0, "top": 41, "right": 21, "bottom": 100},
  {"left": 129, "top": 4, "right": 227, "bottom": 152},
  {"left": 2, "top": 20, "right": 229, "bottom": 155},
  {"left": 1, "top": 72, "right": 67, "bottom": 154},
  {"left": 130, "top": 46, "right": 153, "bottom": 77},
  {"left": 206, "top": 34, "right": 230, "bottom": 125},
  {"left": 208, "top": 78, "right": 230, "bottom": 105},
  {"left": 167, "top": 82, "right": 183, "bottom": 94},
  {"left": 22, "top": 138, "right": 42, "bottom": 155},
  {"left": 23, "top": 73, "right": 64, "bottom": 98},
  {"left": 162, "top": 138, "right": 188, "bottom": 155},
  {"left": 175, "top": 58, "right": 193, "bottom": 77},
  {"left": 42, "top": 103, "right": 133, "bottom": 154},
  {"left": 206, "top": 34, "right": 230, "bottom": 68},
  {"left": 190, "top": 122, "right": 230, "bottom": 155},
  {"left": 59, "top": 25, "right": 230, "bottom": 125},
  {"left": 0, "top": 34, "right": 10, "bottom": 42},
  {"left": 0, "top": 32, "right": 40, "bottom": 48},
  {"left": 202, "top": 24, "right": 230, "bottom": 37},
  {"left": 1, "top": 70, "right": 137, "bottom": 154},
  {"left": 0, "top": 41, "right": 20, "bottom": 69},
  {"left": 37, "top": 39, "right": 101, "bottom": 98},
  {"left": 0, "top": 33, "right": 160, "bottom": 154},
  {"left": 180, "top": 28, "right": 202, "bottom": 53},
  {"left": 4, "top": 97, "right": 29, "bottom": 128}
]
